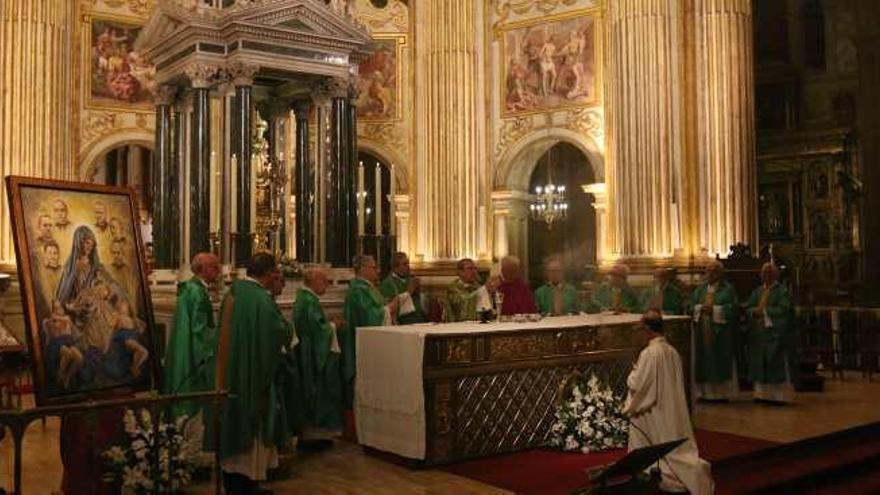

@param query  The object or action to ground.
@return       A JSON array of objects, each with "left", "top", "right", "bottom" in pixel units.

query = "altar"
[{"left": 355, "top": 313, "right": 691, "bottom": 465}]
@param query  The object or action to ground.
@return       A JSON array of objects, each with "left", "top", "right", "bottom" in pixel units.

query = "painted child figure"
[
  {"left": 44, "top": 299, "right": 84, "bottom": 389},
  {"left": 108, "top": 298, "right": 149, "bottom": 379}
]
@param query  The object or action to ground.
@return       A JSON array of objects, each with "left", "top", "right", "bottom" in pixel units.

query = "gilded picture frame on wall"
[
  {"left": 82, "top": 13, "right": 156, "bottom": 113},
  {"left": 5, "top": 176, "right": 159, "bottom": 406},
  {"left": 498, "top": 9, "right": 601, "bottom": 116},
  {"left": 356, "top": 34, "right": 406, "bottom": 122}
]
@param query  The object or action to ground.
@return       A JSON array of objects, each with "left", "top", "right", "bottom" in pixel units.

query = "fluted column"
[
  {"left": 606, "top": 0, "right": 684, "bottom": 259},
  {"left": 152, "top": 85, "right": 177, "bottom": 269},
  {"left": 185, "top": 64, "right": 217, "bottom": 259},
  {"left": 293, "top": 100, "right": 314, "bottom": 262},
  {"left": 228, "top": 62, "right": 259, "bottom": 264},
  {"left": 0, "top": 0, "right": 75, "bottom": 264},
  {"left": 583, "top": 183, "right": 608, "bottom": 262},
  {"left": 416, "top": 0, "right": 483, "bottom": 260},
  {"left": 694, "top": 0, "right": 756, "bottom": 256}
]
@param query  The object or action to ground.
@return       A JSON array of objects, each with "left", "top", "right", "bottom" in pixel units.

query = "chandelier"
[{"left": 530, "top": 147, "right": 568, "bottom": 227}]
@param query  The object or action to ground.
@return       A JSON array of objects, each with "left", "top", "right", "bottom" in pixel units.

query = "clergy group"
[{"left": 162, "top": 250, "right": 793, "bottom": 494}]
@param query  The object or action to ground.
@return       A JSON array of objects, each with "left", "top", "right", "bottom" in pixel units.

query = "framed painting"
[
  {"left": 500, "top": 11, "right": 600, "bottom": 116},
  {"left": 84, "top": 14, "right": 156, "bottom": 111},
  {"left": 5, "top": 177, "right": 158, "bottom": 405},
  {"left": 356, "top": 36, "right": 404, "bottom": 121}
]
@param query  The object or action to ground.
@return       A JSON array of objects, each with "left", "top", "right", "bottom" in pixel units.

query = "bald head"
[
  {"left": 761, "top": 262, "right": 779, "bottom": 286},
  {"left": 304, "top": 267, "right": 330, "bottom": 295},
  {"left": 191, "top": 252, "right": 220, "bottom": 284}
]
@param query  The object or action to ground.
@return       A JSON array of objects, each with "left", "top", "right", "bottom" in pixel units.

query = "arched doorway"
[
  {"left": 88, "top": 143, "right": 154, "bottom": 251},
  {"left": 356, "top": 150, "right": 393, "bottom": 271},
  {"left": 527, "top": 142, "right": 596, "bottom": 287}
]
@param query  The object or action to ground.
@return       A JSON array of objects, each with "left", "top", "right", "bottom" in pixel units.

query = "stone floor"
[{"left": 2, "top": 371, "right": 879, "bottom": 494}]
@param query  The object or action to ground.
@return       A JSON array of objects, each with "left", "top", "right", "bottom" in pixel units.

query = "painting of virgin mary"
[{"left": 6, "top": 177, "right": 157, "bottom": 405}]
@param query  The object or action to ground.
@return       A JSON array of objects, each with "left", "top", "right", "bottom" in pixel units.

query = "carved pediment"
[{"left": 137, "top": 0, "right": 372, "bottom": 84}]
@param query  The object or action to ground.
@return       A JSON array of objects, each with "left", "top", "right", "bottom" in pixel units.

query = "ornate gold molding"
[
  {"left": 492, "top": 0, "right": 585, "bottom": 28},
  {"left": 81, "top": 0, "right": 154, "bottom": 17},
  {"left": 360, "top": 122, "right": 408, "bottom": 157},
  {"left": 355, "top": 0, "right": 408, "bottom": 33},
  {"left": 493, "top": 108, "right": 603, "bottom": 161},
  {"left": 82, "top": 111, "right": 120, "bottom": 144}
]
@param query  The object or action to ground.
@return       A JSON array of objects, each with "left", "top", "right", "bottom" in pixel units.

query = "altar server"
[
  {"left": 591, "top": 263, "right": 640, "bottom": 313},
  {"left": 164, "top": 252, "right": 219, "bottom": 418},
  {"left": 534, "top": 256, "right": 581, "bottom": 316},
  {"left": 379, "top": 251, "right": 427, "bottom": 324},
  {"left": 624, "top": 310, "right": 714, "bottom": 495},
  {"left": 294, "top": 267, "right": 344, "bottom": 448},
  {"left": 496, "top": 255, "right": 538, "bottom": 315},
  {"left": 212, "top": 252, "right": 294, "bottom": 494},
  {"left": 445, "top": 258, "right": 496, "bottom": 322},
  {"left": 640, "top": 267, "right": 684, "bottom": 315},
  {"left": 746, "top": 262, "right": 796, "bottom": 404},
  {"left": 691, "top": 261, "right": 739, "bottom": 401}
]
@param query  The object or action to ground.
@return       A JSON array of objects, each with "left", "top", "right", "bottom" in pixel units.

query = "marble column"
[
  {"left": 606, "top": 0, "right": 684, "bottom": 259},
  {"left": 228, "top": 62, "right": 259, "bottom": 264},
  {"left": 185, "top": 65, "right": 217, "bottom": 259},
  {"left": 170, "top": 103, "right": 183, "bottom": 268},
  {"left": 0, "top": 0, "right": 75, "bottom": 264},
  {"left": 415, "top": 0, "right": 485, "bottom": 261},
  {"left": 392, "top": 194, "right": 411, "bottom": 255},
  {"left": 152, "top": 85, "right": 176, "bottom": 269},
  {"left": 321, "top": 77, "right": 357, "bottom": 267},
  {"left": 293, "top": 99, "right": 314, "bottom": 262},
  {"left": 490, "top": 190, "right": 532, "bottom": 262},
  {"left": 693, "top": 0, "right": 757, "bottom": 256}
]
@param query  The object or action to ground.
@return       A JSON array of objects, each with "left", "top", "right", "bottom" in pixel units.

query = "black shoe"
[{"left": 297, "top": 438, "right": 334, "bottom": 452}]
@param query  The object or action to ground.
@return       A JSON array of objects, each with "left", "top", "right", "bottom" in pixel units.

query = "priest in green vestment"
[
  {"left": 534, "top": 257, "right": 582, "bottom": 316},
  {"left": 379, "top": 252, "right": 427, "bottom": 324},
  {"left": 340, "top": 255, "right": 398, "bottom": 409},
  {"left": 211, "top": 253, "right": 294, "bottom": 494},
  {"left": 591, "top": 264, "right": 640, "bottom": 313},
  {"left": 444, "top": 258, "right": 497, "bottom": 322},
  {"left": 163, "top": 252, "right": 220, "bottom": 418},
  {"left": 640, "top": 267, "right": 685, "bottom": 315},
  {"left": 294, "top": 267, "right": 344, "bottom": 447},
  {"left": 746, "top": 262, "right": 795, "bottom": 404},
  {"left": 691, "top": 260, "right": 739, "bottom": 401}
]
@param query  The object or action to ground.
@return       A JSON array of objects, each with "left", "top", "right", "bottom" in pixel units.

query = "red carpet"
[{"left": 441, "top": 429, "right": 778, "bottom": 495}]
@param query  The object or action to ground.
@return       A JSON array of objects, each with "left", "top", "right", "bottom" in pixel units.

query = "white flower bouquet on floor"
[
  {"left": 102, "top": 408, "right": 207, "bottom": 494},
  {"left": 550, "top": 373, "right": 629, "bottom": 453}
]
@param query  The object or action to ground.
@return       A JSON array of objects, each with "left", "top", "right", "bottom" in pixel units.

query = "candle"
[
  {"left": 389, "top": 165, "right": 395, "bottom": 236},
  {"left": 374, "top": 163, "right": 382, "bottom": 235},
  {"left": 357, "top": 161, "right": 365, "bottom": 236},
  {"left": 210, "top": 151, "right": 217, "bottom": 231}
]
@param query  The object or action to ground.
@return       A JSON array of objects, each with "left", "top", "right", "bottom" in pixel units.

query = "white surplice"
[{"left": 624, "top": 336, "right": 714, "bottom": 495}]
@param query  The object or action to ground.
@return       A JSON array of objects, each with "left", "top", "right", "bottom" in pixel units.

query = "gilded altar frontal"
[{"left": 0, "top": 0, "right": 880, "bottom": 493}]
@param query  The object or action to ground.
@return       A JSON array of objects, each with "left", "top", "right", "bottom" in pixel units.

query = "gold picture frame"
[
  {"left": 498, "top": 9, "right": 602, "bottom": 117},
  {"left": 356, "top": 34, "right": 406, "bottom": 122},
  {"left": 82, "top": 13, "right": 156, "bottom": 114},
  {"left": 6, "top": 176, "right": 159, "bottom": 406}
]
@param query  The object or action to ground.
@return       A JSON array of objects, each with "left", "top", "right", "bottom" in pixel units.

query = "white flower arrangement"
[
  {"left": 550, "top": 374, "right": 629, "bottom": 453},
  {"left": 103, "top": 408, "right": 208, "bottom": 494}
]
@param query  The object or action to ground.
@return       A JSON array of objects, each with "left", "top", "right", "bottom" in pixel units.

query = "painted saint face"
[
  {"left": 81, "top": 235, "right": 96, "bottom": 256},
  {"left": 44, "top": 245, "right": 60, "bottom": 268},
  {"left": 52, "top": 200, "right": 68, "bottom": 225},
  {"left": 111, "top": 242, "right": 125, "bottom": 266},
  {"left": 38, "top": 216, "right": 53, "bottom": 237},
  {"left": 94, "top": 204, "right": 108, "bottom": 227}
]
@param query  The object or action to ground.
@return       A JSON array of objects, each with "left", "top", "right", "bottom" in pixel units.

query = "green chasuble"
[
  {"left": 590, "top": 283, "right": 640, "bottom": 313},
  {"left": 691, "top": 281, "right": 739, "bottom": 384},
  {"left": 534, "top": 283, "right": 582, "bottom": 316},
  {"left": 746, "top": 283, "right": 793, "bottom": 384},
  {"left": 444, "top": 278, "right": 485, "bottom": 322},
  {"left": 640, "top": 283, "right": 685, "bottom": 314},
  {"left": 340, "top": 278, "right": 387, "bottom": 406},
  {"left": 163, "top": 277, "right": 215, "bottom": 418},
  {"left": 210, "top": 279, "right": 293, "bottom": 459},
  {"left": 293, "top": 288, "right": 343, "bottom": 429},
  {"left": 379, "top": 274, "right": 427, "bottom": 324}
]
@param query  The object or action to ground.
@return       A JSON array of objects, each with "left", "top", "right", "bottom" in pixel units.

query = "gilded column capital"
[
  {"left": 153, "top": 85, "right": 178, "bottom": 106},
  {"left": 226, "top": 61, "right": 260, "bottom": 87},
  {"left": 313, "top": 77, "right": 350, "bottom": 99},
  {"left": 184, "top": 63, "right": 220, "bottom": 89}
]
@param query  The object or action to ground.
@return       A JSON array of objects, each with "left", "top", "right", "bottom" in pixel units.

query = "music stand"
[{"left": 586, "top": 438, "right": 687, "bottom": 494}]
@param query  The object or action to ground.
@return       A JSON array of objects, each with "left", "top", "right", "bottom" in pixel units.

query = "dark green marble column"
[
  {"left": 293, "top": 99, "right": 313, "bottom": 262},
  {"left": 189, "top": 85, "right": 211, "bottom": 258},
  {"left": 325, "top": 77, "right": 357, "bottom": 266},
  {"left": 151, "top": 85, "right": 175, "bottom": 268},
  {"left": 229, "top": 63, "right": 258, "bottom": 265}
]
